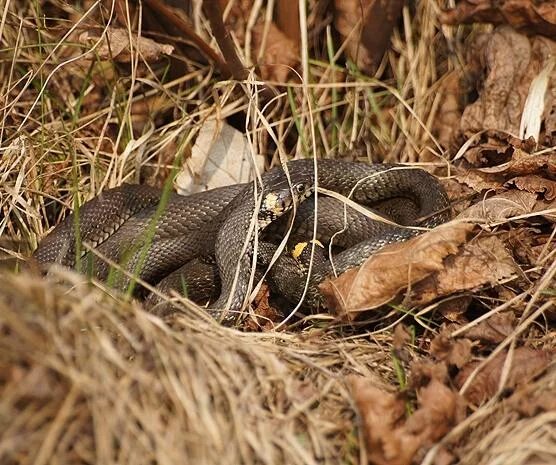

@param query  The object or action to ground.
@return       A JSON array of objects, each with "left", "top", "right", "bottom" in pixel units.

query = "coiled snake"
[{"left": 34, "top": 159, "right": 450, "bottom": 323}]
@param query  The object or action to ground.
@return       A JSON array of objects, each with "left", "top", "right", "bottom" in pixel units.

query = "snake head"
[{"left": 261, "top": 179, "right": 314, "bottom": 224}]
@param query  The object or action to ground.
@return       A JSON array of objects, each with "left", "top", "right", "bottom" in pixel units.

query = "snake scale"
[{"left": 34, "top": 159, "right": 450, "bottom": 323}]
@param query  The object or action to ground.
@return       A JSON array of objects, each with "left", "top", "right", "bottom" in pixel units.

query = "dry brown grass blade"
[{"left": 0, "top": 269, "right": 394, "bottom": 464}]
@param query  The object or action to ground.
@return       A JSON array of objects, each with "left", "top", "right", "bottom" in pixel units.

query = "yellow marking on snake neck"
[{"left": 291, "top": 240, "right": 324, "bottom": 260}]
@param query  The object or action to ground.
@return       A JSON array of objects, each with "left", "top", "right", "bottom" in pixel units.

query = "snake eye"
[{"left": 294, "top": 182, "right": 307, "bottom": 195}]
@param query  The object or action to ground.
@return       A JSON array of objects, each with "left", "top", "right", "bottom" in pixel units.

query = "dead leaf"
[
  {"left": 405, "top": 379, "right": 467, "bottom": 444},
  {"left": 453, "top": 168, "right": 504, "bottom": 193},
  {"left": 351, "top": 376, "right": 466, "bottom": 465},
  {"left": 478, "top": 150, "right": 556, "bottom": 177},
  {"left": 455, "top": 347, "right": 552, "bottom": 405},
  {"left": 457, "top": 190, "right": 538, "bottom": 223},
  {"left": 393, "top": 324, "right": 412, "bottom": 362},
  {"left": 506, "top": 175, "right": 556, "bottom": 200},
  {"left": 437, "top": 296, "right": 472, "bottom": 324},
  {"left": 410, "top": 362, "right": 449, "bottom": 388},
  {"left": 506, "top": 227, "right": 547, "bottom": 264},
  {"left": 441, "top": 1, "right": 556, "bottom": 37},
  {"left": 411, "top": 235, "right": 521, "bottom": 305},
  {"left": 253, "top": 22, "right": 299, "bottom": 82},
  {"left": 458, "top": 27, "right": 556, "bottom": 145},
  {"left": 175, "top": 118, "right": 265, "bottom": 194},
  {"left": 244, "top": 283, "right": 281, "bottom": 331},
  {"left": 350, "top": 376, "right": 420, "bottom": 465},
  {"left": 533, "top": 197, "right": 556, "bottom": 222},
  {"left": 430, "top": 333, "right": 473, "bottom": 368},
  {"left": 79, "top": 28, "right": 173, "bottom": 62},
  {"left": 462, "top": 312, "right": 516, "bottom": 344},
  {"left": 334, "top": 0, "right": 404, "bottom": 74},
  {"left": 320, "top": 223, "right": 474, "bottom": 319},
  {"left": 218, "top": 1, "right": 299, "bottom": 82}
]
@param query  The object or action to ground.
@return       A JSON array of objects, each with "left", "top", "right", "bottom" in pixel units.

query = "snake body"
[{"left": 34, "top": 159, "right": 450, "bottom": 320}]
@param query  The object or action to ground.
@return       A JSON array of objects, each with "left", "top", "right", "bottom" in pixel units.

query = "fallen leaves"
[
  {"left": 441, "top": 0, "right": 556, "bottom": 37},
  {"left": 443, "top": 231, "right": 521, "bottom": 294},
  {"left": 219, "top": 0, "right": 300, "bottom": 82},
  {"left": 430, "top": 333, "right": 473, "bottom": 368},
  {"left": 459, "top": 27, "right": 556, "bottom": 144},
  {"left": 477, "top": 150, "right": 556, "bottom": 176},
  {"left": 461, "top": 312, "right": 516, "bottom": 344},
  {"left": 506, "top": 175, "right": 556, "bottom": 200},
  {"left": 320, "top": 222, "right": 523, "bottom": 317},
  {"left": 455, "top": 347, "right": 553, "bottom": 405},
  {"left": 320, "top": 223, "right": 474, "bottom": 318},
  {"left": 252, "top": 21, "right": 299, "bottom": 82},
  {"left": 79, "top": 28, "right": 174, "bottom": 62},
  {"left": 350, "top": 309, "right": 554, "bottom": 464},
  {"left": 175, "top": 118, "right": 265, "bottom": 194},
  {"left": 350, "top": 376, "right": 466, "bottom": 465},
  {"left": 456, "top": 190, "right": 537, "bottom": 223}
]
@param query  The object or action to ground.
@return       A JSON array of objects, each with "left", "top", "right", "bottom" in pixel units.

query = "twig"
[
  {"left": 144, "top": 0, "right": 232, "bottom": 77},
  {"left": 113, "top": 0, "right": 130, "bottom": 27},
  {"left": 202, "top": 0, "right": 249, "bottom": 82}
]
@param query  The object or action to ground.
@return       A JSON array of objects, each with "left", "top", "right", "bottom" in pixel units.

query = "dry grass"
[
  {"left": 0, "top": 268, "right": 393, "bottom": 464},
  {"left": 1, "top": 1, "right": 555, "bottom": 464}
]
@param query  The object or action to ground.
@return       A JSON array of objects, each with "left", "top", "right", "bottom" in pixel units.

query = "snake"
[{"left": 33, "top": 159, "right": 450, "bottom": 322}]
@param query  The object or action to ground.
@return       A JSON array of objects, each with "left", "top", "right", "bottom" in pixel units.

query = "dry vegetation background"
[{"left": 0, "top": 0, "right": 555, "bottom": 464}]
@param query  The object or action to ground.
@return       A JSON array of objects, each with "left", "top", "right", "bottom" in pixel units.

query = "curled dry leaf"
[
  {"left": 478, "top": 150, "right": 556, "bottom": 177},
  {"left": 350, "top": 377, "right": 419, "bottom": 465},
  {"left": 404, "top": 379, "right": 467, "bottom": 444},
  {"left": 320, "top": 223, "right": 474, "bottom": 319},
  {"left": 455, "top": 347, "right": 553, "bottom": 405},
  {"left": 437, "top": 296, "right": 472, "bottom": 324},
  {"left": 458, "top": 27, "right": 556, "bottom": 145},
  {"left": 393, "top": 324, "right": 412, "bottom": 363},
  {"left": 410, "top": 362, "right": 449, "bottom": 388},
  {"left": 457, "top": 189, "right": 538, "bottom": 223},
  {"left": 393, "top": 324, "right": 412, "bottom": 353},
  {"left": 79, "top": 28, "right": 173, "bottom": 62},
  {"left": 430, "top": 333, "right": 473, "bottom": 368},
  {"left": 244, "top": 283, "right": 280, "bottom": 331},
  {"left": 411, "top": 235, "right": 521, "bottom": 306},
  {"left": 453, "top": 167, "right": 503, "bottom": 193},
  {"left": 506, "top": 175, "right": 556, "bottom": 200},
  {"left": 460, "top": 133, "right": 537, "bottom": 169},
  {"left": 219, "top": 0, "right": 299, "bottom": 82},
  {"left": 533, "top": 197, "right": 556, "bottom": 222},
  {"left": 350, "top": 376, "right": 466, "bottom": 465},
  {"left": 334, "top": 0, "right": 404, "bottom": 74},
  {"left": 462, "top": 312, "right": 516, "bottom": 344},
  {"left": 441, "top": 0, "right": 556, "bottom": 37}
]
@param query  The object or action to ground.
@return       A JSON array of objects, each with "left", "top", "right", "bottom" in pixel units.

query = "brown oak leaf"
[
  {"left": 411, "top": 235, "right": 521, "bottom": 305},
  {"left": 455, "top": 347, "right": 552, "bottom": 405},
  {"left": 320, "top": 223, "right": 474, "bottom": 319}
]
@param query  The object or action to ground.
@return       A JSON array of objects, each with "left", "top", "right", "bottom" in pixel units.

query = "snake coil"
[{"left": 34, "top": 159, "right": 450, "bottom": 323}]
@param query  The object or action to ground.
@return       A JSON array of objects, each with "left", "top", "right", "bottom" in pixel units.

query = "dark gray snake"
[{"left": 34, "top": 159, "right": 450, "bottom": 323}]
